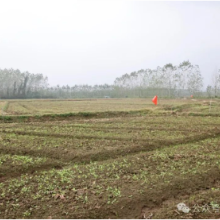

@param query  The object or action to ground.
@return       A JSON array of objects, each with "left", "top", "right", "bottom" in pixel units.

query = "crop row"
[
  {"left": 1, "top": 114, "right": 220, "bottom": 128},
  {"left": 0, "top": 152, "right": 65, "bottom": 180},
  {"left": 1, "top": 125, "right": 220, "bottom": 165},
  {"left": 1, "top": 126, "right": 192, "bottom": 140},
  {"left": 1, "top": 115, "right": 220, "bottom": 142}
]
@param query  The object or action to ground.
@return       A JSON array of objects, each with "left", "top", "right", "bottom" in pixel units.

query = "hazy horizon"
[{"left": 1, "top": 0, "right": 220, "bottom": 88}]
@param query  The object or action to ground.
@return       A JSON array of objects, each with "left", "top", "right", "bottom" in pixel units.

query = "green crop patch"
[{"left": 0, "top": 153, "right": 65, "bottom": 179}]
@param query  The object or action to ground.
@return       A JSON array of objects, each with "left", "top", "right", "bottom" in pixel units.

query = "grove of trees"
[
  {"left": 0, "top": 69, "right": 48, "bottom": 98},
  {"left": 114, "top": 61, "right": 204, "bottom": 98},
  {"left": 1, "top": 61, "right": 217, "bottom": 99}
]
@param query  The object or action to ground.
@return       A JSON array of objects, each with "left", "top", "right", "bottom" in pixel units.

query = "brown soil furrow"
[
  {"left": 69, "top": 166, "right": 220, "bottom": 219},
  {"left": 0, "top": 129, "right": 217, "bottom": 142},
  {"left": 0, "top": 128, "right": 219, "bottom": 164},
  {"left": 105, "top": 167, "right": 220, "bottom": 219},
  {"left": 0, "top": 162, "right": 63, "bottom": 183}
]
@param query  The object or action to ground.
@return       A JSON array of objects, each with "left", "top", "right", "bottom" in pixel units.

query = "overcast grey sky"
[{"left": 0, "top": 0, "right": 220, "bottom": 87}]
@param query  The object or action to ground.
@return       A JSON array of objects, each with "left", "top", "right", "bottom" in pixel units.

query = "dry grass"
[{"left": 2, "top": 98, "right": 220, "bottom": 116}]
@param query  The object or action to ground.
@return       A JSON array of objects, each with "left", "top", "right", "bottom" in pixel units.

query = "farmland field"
[
  {"left": 1, "top": 98, "right": 220, "bottom": 218},
  {"left": 1, "top": 98, "right": 220, "bottom": 116}
]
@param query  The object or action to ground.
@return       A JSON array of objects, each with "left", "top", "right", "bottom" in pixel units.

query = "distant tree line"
[
  {"left": 43, "top": 84, "right": 116, "bottom": 99},
  {"left": 0, "top": 69, "right": 48, "bottom": 98},
  {"left": 1, "top": 61, "right": 218, "bottom": 99},
  {"left": 114, "top": 61, "right": 203, "bottom": 98}
]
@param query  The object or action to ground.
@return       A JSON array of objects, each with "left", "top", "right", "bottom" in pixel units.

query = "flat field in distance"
[
  {"left": 1, "top": 98, "right": 220, "bottom": 218},
  {"left": 1, "top": 98, "right": 220, "bottom": 116}
]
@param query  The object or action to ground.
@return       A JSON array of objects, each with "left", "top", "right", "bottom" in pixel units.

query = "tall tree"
[{"left": 187, "top": 65, "right": 203, "bottom": 95}]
